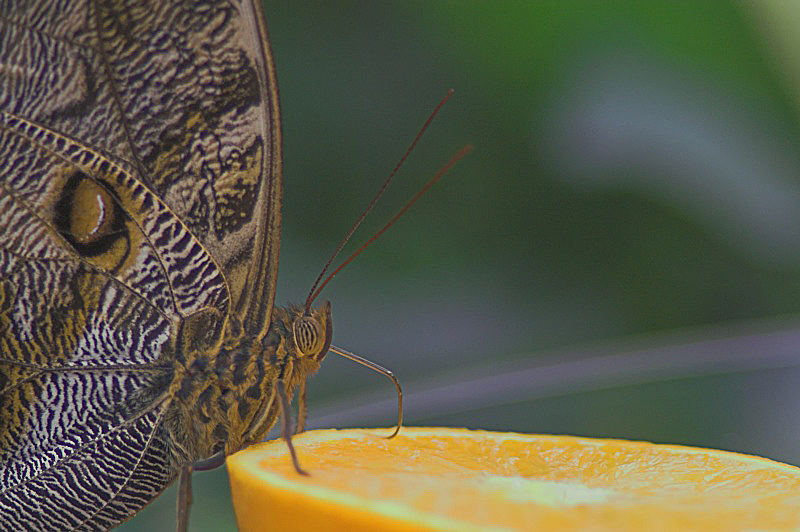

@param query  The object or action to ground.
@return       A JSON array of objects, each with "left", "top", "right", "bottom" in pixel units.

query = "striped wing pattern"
[{"left": 0, "top": 0, "right": 281, "bottom": 528}]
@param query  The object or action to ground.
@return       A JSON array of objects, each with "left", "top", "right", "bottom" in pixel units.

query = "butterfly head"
[{"left": 292, "top": 301, "right": 333, "bottom": 362}]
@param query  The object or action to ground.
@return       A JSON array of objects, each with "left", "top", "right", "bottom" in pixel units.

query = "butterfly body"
[
  {"left": 163, "top": 303, "right": 330, "bottom": 466},
  {"left": 0, "top": 0, "right": 331, "bottom": 528}
]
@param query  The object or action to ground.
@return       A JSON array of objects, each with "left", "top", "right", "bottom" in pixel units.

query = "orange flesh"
[{"left": 227, "top": 427, "right": 800, "bottom": 531}]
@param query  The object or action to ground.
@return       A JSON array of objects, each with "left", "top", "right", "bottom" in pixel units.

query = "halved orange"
[{"left": 227, "top": 427, "right": 800, "bottom": 531}]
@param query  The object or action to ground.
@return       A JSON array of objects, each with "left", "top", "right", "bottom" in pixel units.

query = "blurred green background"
[{"left": 123, "top": 1, "right": 800, "bottom": 529}]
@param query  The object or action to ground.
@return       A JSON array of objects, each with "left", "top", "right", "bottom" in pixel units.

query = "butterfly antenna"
[
  {"left": 307, "top": 144, "right": 473, "bottom": 307},
  {"left": 304, "top": 89, "right": 456, "bottom": 313}
]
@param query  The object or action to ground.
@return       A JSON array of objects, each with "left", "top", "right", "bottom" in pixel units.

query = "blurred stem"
[
  {"left": 748, "top": 1, "right": 800, "bottom": 119},
  {"left": 308, "top": 315, "right": 800, "bottom": 428}
]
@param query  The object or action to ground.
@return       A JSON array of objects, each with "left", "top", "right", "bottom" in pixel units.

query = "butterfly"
[{"left": 0, "top": 0, "right": 339, "bottom": 529}]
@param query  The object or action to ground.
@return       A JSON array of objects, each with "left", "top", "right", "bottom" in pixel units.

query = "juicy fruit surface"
[{"left": 227, "top": 427, "right": 800, "bottom": 531}]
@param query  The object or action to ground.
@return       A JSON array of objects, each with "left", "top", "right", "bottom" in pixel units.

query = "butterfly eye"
[{"left": 292, "top": 315, "right": 323, "bottom": 357}]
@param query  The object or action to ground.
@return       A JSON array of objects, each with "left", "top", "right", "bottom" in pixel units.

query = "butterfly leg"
[
  {"left": 176, "top": 465, "right": 193, "bottom": 532},
  {"left": 277, "top": 382, "right": 309, "bottom": 475},
  {"left": 193, "top": 450, "right": 226, "bottom": 471},
  {"left": 296, "top": 379, "right": 307, "bottom": 434}
]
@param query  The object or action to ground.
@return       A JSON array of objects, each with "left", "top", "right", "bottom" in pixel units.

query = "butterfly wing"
[
  {"left": 82, "top": 0, "right": 284, "bottom": 341},
  {"left": 0, "top": 0, "right": 281, "bottom": 528}
]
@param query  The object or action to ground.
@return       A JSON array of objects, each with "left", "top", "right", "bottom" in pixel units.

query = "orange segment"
[{"left": 226, "top": 427, "right": 800, "bottom": 531}]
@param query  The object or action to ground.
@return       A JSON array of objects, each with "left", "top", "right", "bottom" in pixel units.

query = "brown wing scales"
[{"left": 0, "top": 0, "right": 283, "bottom": 528}]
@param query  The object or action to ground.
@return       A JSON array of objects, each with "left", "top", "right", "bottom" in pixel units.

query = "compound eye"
[{"left": 293, "top": 316, "right": 323, "bottom": 356}]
